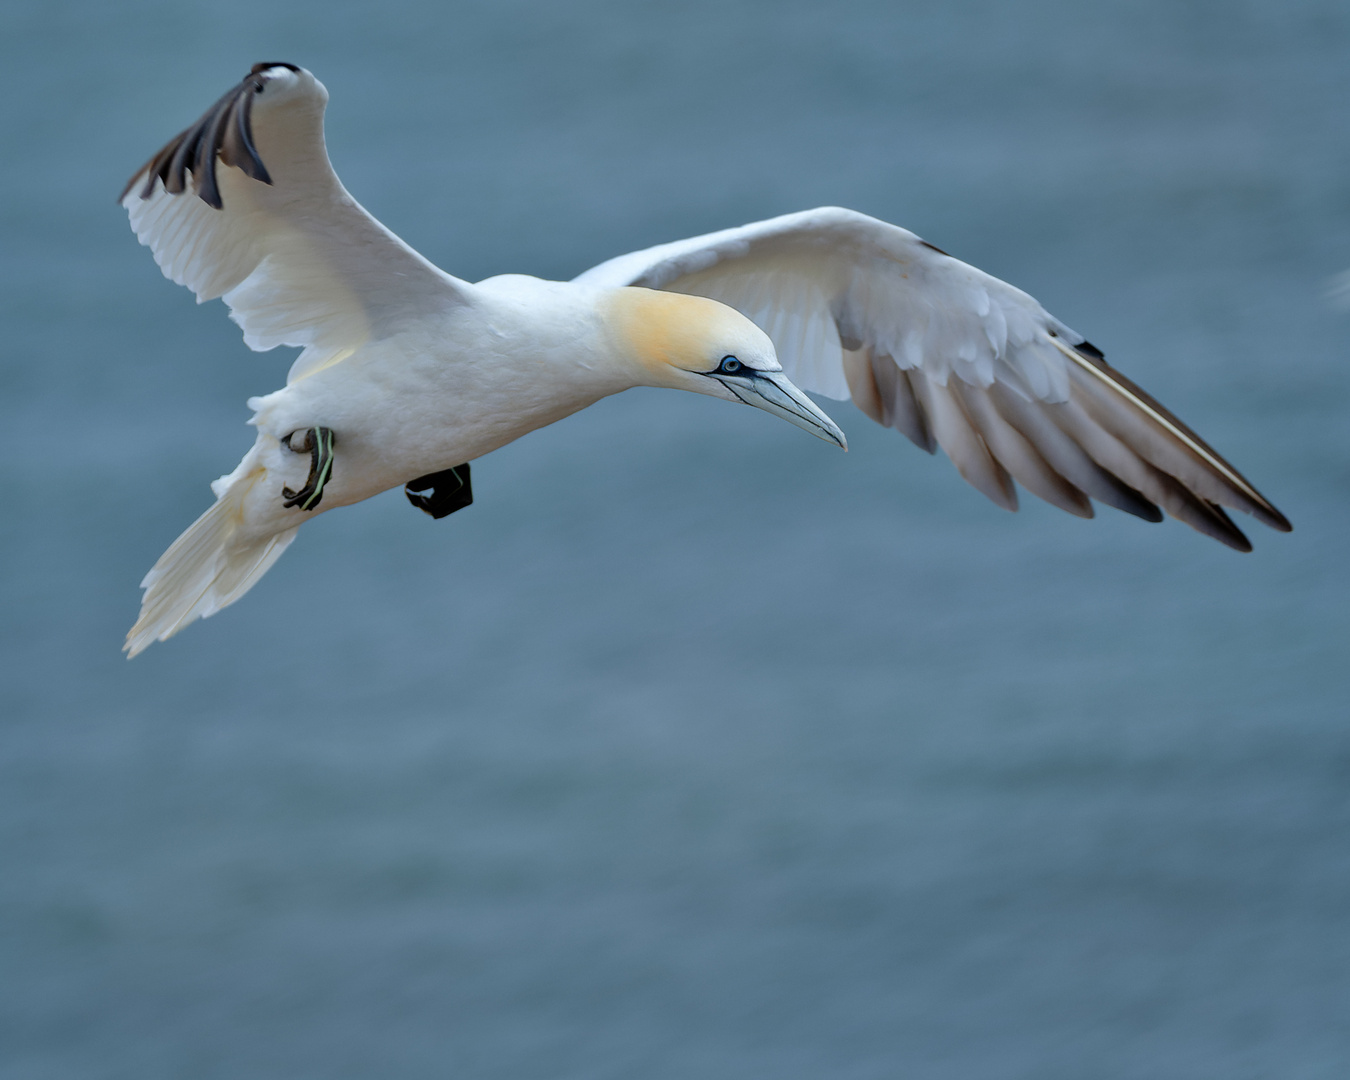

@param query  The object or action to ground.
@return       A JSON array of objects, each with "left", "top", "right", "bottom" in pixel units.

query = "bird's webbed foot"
[
  {"left": 405, "top": 463, "right": 473, "bottom": 519},
  {"left": 281, "top": 427, "right": 336, "bottom": 511}
]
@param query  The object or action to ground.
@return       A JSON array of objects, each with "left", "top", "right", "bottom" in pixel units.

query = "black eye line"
[{"left": 713, "top": 355, "right": 749, "bottom": 376}]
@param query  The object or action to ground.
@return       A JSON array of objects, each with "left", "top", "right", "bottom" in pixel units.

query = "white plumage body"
[{"left": 243, "top": 277, "right": 630, "bottom": 522}]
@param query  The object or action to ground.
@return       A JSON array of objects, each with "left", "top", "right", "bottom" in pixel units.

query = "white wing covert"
[
  {"left": 577, "top": 207, "right": 1290, "bottom": 550},
  {"left": 121, "top": 63, "right": 468, "bottom": 384}
]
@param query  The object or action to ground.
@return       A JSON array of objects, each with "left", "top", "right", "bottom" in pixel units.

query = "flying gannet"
[{"left": 118, "top": 62, "right": 1290, "bottom": 657}]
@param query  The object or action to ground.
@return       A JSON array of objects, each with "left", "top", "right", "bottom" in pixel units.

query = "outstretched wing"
[
  {"left": 577, "top": 207, "right": 1290, "bottom": 549},
  {"left": 121, "top": 63, "right": 468, "bottom": 384}
]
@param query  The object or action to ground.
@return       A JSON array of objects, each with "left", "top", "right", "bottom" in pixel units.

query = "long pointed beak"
[{"left": 710, "top": 369, "right": 848, "bottom": 450}]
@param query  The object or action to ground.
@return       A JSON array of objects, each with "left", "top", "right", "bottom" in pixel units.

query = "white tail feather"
[{"left": 125, "top": 478, "right": 298, "bottom": 658}]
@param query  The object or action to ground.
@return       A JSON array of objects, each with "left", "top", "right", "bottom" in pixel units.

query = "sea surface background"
[{"left": 3, "top": 2, "right": 1349, "bottom": 1077}]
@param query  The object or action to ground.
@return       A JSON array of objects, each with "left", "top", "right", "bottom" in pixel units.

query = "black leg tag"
[{"left": 405, "top": 463, "right": 473, "bottom": 520}]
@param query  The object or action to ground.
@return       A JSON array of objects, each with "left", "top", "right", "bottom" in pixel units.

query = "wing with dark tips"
[
  {"left": 120, "top": 63, "right": 469, "bottom": 385},
  {"left": 577, "top": 207, "right": 1290, "bottom": 550}
]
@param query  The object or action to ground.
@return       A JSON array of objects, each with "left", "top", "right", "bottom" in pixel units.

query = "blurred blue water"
[{"left": 2, "top": 1, "right": 1349, "bottom": 1077}]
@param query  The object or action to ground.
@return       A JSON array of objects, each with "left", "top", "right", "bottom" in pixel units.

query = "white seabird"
[{"left": 119, "top": 62, "right": 1290, "bottom": 657}]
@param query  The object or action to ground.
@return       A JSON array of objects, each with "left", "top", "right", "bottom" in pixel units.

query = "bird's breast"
[{"left": 248, "top": 294, "right": 628, "bottom": 506}]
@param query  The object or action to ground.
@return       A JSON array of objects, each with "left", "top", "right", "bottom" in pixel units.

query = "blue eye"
[{"left": 718, "top": 356, "right": 743, "bottom": 375}]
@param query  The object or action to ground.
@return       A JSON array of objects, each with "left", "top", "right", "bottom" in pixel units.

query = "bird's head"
[{"left": 604, "top": 288, "right": 846, "bottom": 449}]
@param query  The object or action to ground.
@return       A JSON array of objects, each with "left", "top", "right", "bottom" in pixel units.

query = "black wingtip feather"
[
  {"left": 1063, "top": 344, "right": 1292, "bottom": 535},
  {"left": 1254, "top": 503, "right": 1294, "bottom": 533},
  {"left": 1202, "top": 501, "right": 1253, "bottom": 552},
  {"left": 1112, "top": 482, "right": 1165, "bottom": 524},
  {"left": 120, "top": 62, "right": 297, "bottom": 209}
]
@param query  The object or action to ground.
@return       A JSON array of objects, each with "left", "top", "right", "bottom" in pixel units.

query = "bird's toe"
[
  {"left": 405, "top": 463, "right": 473, "bottom": 519},
  {"left": 281, "top": 426, "right": 336, "bottom": 511}
]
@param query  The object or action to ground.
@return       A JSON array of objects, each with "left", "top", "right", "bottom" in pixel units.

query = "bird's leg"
[
  {"left": 405, "top": 463, "right": 473, "bottom": 519},
  {"left": 281, "top": 427, "right": 336, "bottom": 511}
]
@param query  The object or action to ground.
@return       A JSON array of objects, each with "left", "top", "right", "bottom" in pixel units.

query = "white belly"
[{"left": 235, "top": 287, "right": 624, "bottom": 531}]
